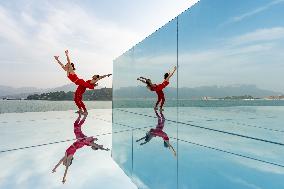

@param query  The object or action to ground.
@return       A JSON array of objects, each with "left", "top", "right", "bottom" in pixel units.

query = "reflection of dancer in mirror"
[
  {"left": 54, "top": 50, "right": 112, "bottom": 115},
  {"left": 137, "top": 66, "right": 176, "bottom": 111},
  {"left": 136, "top": 110, "right": 176, "bottom": 157},
  {"left": 52, "top": 114, "right": 110, "bottom": 184}
]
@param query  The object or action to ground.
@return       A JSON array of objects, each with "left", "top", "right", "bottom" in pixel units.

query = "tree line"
[{"left": 26, "top": 88, "right": 112, "bottom": 101}]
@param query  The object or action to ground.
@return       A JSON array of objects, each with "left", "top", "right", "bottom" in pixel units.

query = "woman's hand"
[
  {"left": 52, "top": 168, "right": 56, "bottom": 173},
  {"left": 65, "top": 50, "right": 69, "bottom": 55},
  {"left": 54, "top": 56, "right": 59, "bottom": 60},
  {"left": 62, "top": 178, "right": 66, "bottom": 184}
]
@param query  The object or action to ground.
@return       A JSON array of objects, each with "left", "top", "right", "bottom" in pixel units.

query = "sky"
[
  {"left": 0, "top": 0, "right": 199, "bottom": 89},
  {"left": 114, "top": 0, "right": 284, "bottom": 93}
]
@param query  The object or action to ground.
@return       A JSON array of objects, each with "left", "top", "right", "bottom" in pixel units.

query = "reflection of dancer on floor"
[
  {"left": 52, "top": 114, "right": 110, "bottom": 184},
  {"left": 137, "top": 66, "right": 176, "bottom": 111},
  {"left": 136, "top": 110, "right": 176, "bottom": 157},
  {"left": 54, "top": 50, "right": 112, "bottom": 114}
]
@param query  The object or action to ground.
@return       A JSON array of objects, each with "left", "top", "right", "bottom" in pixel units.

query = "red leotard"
[
  {"left": 150, "top": 129, "right": 169, "bottom": 141},
  {"left": 155, "top": 80, "right": 169, "bottom": 91},
  {"left": 68, "top": 73, "right": 94, "bottom": 89},
  {"left": 66, "top": 137, "right": 95, "bottom": 156},
  {"left": 68, "top": 73, "right": 79, "bottom": 83}
]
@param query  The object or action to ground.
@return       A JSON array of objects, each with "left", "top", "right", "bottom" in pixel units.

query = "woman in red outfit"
[
  {"left": 54, "top": 50, "right": 112, "bottom": 114},
  {"left": 137, "top": 66, "right": 176, "bottom": 111},
  {"left": 74, "top": 74, "right": 112, "bottom": 115},
  {"left": 52, "top": 114, "right": 110, "bottom": 184},
  {"left": 54, "top": 50, "right": 95, "bottom": 89},
  {"left": 136, "top": 110, "right": 176, "bottom": 157}
]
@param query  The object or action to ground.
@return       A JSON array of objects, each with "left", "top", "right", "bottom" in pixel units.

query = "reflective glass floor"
[
  {"left": 0, "top": 109, "right": 136, "bottom": 189},
  {"left": 112, "top": 107, "right": 284, "bottom": 189}
]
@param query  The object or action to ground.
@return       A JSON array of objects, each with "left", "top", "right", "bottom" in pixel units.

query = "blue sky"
[
  {"left": 178, "top": 0, "right": 284, "bottom": 92},
  {"left": 0, "top": 0, "right": 198, "bottom": 88},
  {"left": 114, "top": 0, "right": 284, "bottom": 93}
]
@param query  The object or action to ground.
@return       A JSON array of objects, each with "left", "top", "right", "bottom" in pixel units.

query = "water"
[
  {"left": 0, "top": 100, "right": 112, "bottom": 114},
  {"left": 1, "top": 100, "right": 283, "bottom": 114},
  {"left": 0, "top": 109, "right": 136, "bottom": 189},
  {"left": 113, "top": 99, "right": 284, "bottom": 108},
  {"left": 112, "top": 106, "right": 284, "bottom": 189}
]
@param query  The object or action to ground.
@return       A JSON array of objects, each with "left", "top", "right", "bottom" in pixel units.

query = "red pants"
[
  {"left": 155, "top": 91, "right": 165, "bottom": 108},
  {"left": 74, "top": 93, "right": 86, "bottom": 111},
  {"left": 152, "top": 80, "right": 169, "bottom": 108},
  {"left": 74, "top": 115, "right": 86, "bottom": 139},
  {"left": 74, "top": 79, "right": 94, "bottom": 111}
]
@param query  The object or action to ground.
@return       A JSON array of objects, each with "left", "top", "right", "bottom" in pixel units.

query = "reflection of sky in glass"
[
  {"left": 112, "top": 107, "right": 284, "bottom": 189},
  {"left": 114, "top": 0, "right": 284, "bottom": 93},
  {"left": 113, "top": 19, "right": 177, "bottom": 89},
  {"left": 0, "top": 110, "right": 136, "bottom": 189},
  {"left": 112, "top": 0, "right": 284, "bottom": 188},
  {"left": 180, "top": 0, "right": 284, "bottom": 92}
]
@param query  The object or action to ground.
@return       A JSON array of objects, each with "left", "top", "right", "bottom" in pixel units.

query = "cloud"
[
  {"left": 224, "top": 175, "right": 263, "bottom": 189},
  {"left": 0, "top": 0, "right": 199, "bottom": 88},
  {"left": 227, "top": 0, "right": 284, "bottom": 24},
  {"left": 230, "top": 27, "right": 284, "bottom": 45},
  {"left": 0, "top": 109, "right": 137, "bottom": 189},
  {"left": 0, "top": 2, "right": 141, "bottom": 88}
]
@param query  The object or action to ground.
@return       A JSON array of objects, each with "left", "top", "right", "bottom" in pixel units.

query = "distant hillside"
[
  {"left": 27, "top": 88, "right": 112, "bottom": 101},
  {"left": 0, "top": 83, "right": 102, "bottom": 98},
  {"left": 45, "top": 84, "right": 77, "bottom": 93},
  {"left": 0, "top": 85, "right": 41, "bottom": 97},
  {"left": 114, "top": 84, "right": 282, "bottom": 99}
]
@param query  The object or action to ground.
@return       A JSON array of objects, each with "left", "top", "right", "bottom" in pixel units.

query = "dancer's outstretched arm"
[
  {"left": 91, "top": 143, "right": 110, "bottom": 151},
  {"left": 62, "top": 159, "right": 71, "bottom": 184},
  {"left": 165, "top": 66, "right": 177, "bottom": 81},
  {"left": 52, "top": 156, "right": 64, "bottom": 173},
  {"left": 91, "top": 74, "right": 112, "bottom": 84},
  {"left": 98, "top": 74, "right": 112, "bottom": 80},
  {"left": 140, "top": 140, "right": 149, "bottom": 145},
  {"left": 136, "top": 136, "right": 146, "bottom": 142},
  {"left": 54, "top": 56, "right": 66, "bottom": 71},
  {"left": 166, "top": 141, "right": 177, "bottom": 157},
  {"left": 62, "top": 166, "right": 69, "bottom": 184},
  {"left": 99, "top": 146, "right": 110, "bottom": 151},
  {"left": 137, "top": 78, "right": 147, "bottom": 84},
  {"left": 139, "top": 76, "right": 148, "bottom": 80},
  {"left": 65, "top": 50, "right": 72, "bottom": 67}
]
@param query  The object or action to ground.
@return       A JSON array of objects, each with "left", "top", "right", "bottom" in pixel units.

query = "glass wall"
[{"left": 113, "top": 0, "right": 284, "bottom": 188}]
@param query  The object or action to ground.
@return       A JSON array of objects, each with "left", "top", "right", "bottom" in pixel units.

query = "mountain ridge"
[
  {"left": 0, "top": 84, "right": 102, "bottom": 98},
  {"left": 114, "top": 84, "right": 282, "bottom": 99}
]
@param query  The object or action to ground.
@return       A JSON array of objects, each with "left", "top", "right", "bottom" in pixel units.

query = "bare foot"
[{"left": 75, "top": 110, "right": 83, "bottom": 114}]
